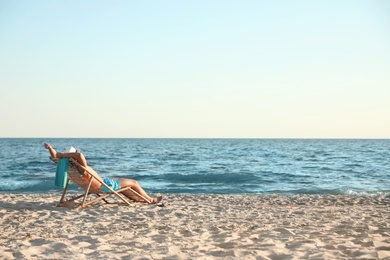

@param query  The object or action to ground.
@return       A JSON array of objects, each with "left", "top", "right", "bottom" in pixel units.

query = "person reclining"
[{"left": 44, "top": 143, "right": 163, "bottom": 205}]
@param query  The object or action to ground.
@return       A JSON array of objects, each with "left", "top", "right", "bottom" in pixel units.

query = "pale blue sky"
[{"left": 0, "top": 0, "right": 389, "bottom": 138}]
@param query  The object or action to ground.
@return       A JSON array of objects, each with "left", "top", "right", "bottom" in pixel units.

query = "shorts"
[{"left": 100, "top": 177, "right": 121, "bottom": 193}]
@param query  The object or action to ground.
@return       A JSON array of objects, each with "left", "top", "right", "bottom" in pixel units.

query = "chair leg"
[
  {"left": 59, "top": 178, "right": 71, "bottom": 205},
  {"left": 81, "top": 177, "right": 94, "bottom": 207}
]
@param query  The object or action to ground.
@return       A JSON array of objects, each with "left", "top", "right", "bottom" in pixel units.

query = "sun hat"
[{"left": 63, "top": 146, "right": 81, "bottom": 153}]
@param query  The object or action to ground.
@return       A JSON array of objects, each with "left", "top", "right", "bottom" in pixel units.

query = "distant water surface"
[{"left": 0, "top": 138, "right": 389, "bottom": 195}]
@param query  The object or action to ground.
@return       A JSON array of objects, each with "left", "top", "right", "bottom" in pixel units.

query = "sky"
[{"left": 0, "top": 0, "right": 389, "bottom": 138}]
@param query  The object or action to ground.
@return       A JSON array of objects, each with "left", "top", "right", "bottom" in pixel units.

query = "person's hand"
[{"left": 44, "top": 143, "right": 51, "bottom": 149}]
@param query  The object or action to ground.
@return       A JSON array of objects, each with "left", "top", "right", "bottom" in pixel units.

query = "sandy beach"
[{"left": 0, "top": 193, "right": 389, "bottom": 259}]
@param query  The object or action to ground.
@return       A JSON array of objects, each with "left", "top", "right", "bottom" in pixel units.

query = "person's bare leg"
[{"left": 119, "top": 179, "right": 162, "bottom": 204}]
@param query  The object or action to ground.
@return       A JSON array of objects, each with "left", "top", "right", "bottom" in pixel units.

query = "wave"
[
  {"left": 265, "top": 188, "right": 390, "bottom": 196},
  {"left": 0, "top": 180, "right": 45, "bottom": 191},
  {"left": 158, "top": 172, "right": 260, "bottom": 184},
  {"left": 344, "top": 189, "right": 390, "bottom": 196}
]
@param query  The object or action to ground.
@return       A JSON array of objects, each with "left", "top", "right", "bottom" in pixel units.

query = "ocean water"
[{"left": 0, "top": 138, "right": 389, "bottom": 195}]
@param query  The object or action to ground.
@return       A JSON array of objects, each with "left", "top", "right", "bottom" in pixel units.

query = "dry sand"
[{"left": 0, "top": 193, "right": 389, "bottom": 260}]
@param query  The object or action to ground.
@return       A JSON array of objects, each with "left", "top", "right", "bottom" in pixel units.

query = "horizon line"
[{"left": 1, "top": 137, "right": 389, "bottom": 140}]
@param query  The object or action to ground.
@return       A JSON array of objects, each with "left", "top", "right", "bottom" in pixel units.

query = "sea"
[{"left": 0, "top": 138, "right": 389, "bottom": 195}]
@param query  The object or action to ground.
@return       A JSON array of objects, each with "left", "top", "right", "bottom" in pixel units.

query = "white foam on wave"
[
  {"left": 0, "top": 180, "right": 42, "bottom": 191},
  {"left": 345, "top": 189, "right": 389, "bottom": 196}
]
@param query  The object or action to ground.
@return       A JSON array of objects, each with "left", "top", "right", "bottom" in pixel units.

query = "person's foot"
[{"left": 152, "top": 196, "right": 164, "bottom": 207}]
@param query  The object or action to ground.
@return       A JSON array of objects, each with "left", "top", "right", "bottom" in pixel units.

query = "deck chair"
[{"left": 54, "top": 158, "right": 152, "bottom": 209}]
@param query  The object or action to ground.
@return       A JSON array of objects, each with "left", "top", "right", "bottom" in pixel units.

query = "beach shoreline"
[{"left": 1, "top": 193, "right": 389, "bottom": 259}]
